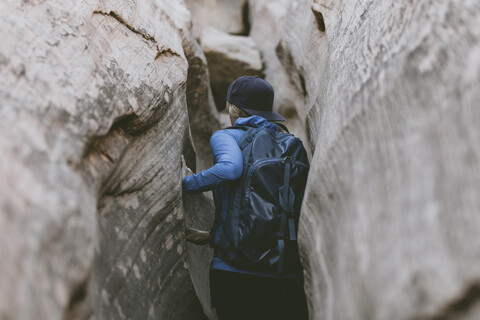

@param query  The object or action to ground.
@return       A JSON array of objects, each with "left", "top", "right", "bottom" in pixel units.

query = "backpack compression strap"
[{"left": 276, "top": 157, "right": 296, "bottom": 274}]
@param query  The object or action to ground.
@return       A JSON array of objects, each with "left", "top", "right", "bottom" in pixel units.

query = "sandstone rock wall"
[
  {"left": 258, "top": 0, "right": 480, "bottom": 319},
  {"left": 0, "top": 1, "right": 214, "bottom": 319},
  {"left": 2, "top": 0, "right": 480, "bottom": 319}
]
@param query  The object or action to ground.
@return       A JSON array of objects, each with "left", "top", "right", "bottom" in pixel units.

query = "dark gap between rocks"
[
  {"left": 81, "top": 113, "right": 137, "bottom": 163},
  {"left": 311, "top": 6, "right": 326, "bottom": 32},
  {"left": 242, "top": 0, "right": 251, "bottom": 36},
  {"left": 62, "top": 272, "right": 92, "bottom": 320}
]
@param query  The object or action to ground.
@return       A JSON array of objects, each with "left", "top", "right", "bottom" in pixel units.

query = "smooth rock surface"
[
  {"left": 0, "top": 1, "right": 212, "bottom": 319},
  {"left": 184, "top": 0, "right": 248, "bottom": 39},
  {"left": 201, "top": 27, "right": 263, "bottom": 111},
  {"left": 264, "top": 0, "right": 480, "bottom": 319}
]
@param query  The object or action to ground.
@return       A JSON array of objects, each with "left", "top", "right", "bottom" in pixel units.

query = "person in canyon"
[{"left": 182, "top": 76, "right": 309, "bottom": 320}]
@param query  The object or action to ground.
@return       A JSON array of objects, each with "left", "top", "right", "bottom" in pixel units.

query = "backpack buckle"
[{"left": 282, "top": 156, "right": 294, "bottom": 164}]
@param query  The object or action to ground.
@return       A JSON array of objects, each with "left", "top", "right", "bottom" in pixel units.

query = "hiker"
[{"left": 182, "top": 76, "right": 309, "bottom": 320}]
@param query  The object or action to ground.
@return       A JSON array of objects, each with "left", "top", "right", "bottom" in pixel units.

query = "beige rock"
[
  {"left": 263, "top": 0, "right": 480, "bottom": 319},
  {"left": 184, "top": 0, "right": 248, "bottom": 39},
  {"left": 4, "top": 0, "right": 479, "bottom": 320},
  {"left": 184, "top": 38, "right": 221, "bottom": 172},
  {"left": 183, "top": 191, "right": 217, "bottom": 320},
  {"left": 0, "top": 0, "right": 212, "bottom": 319},
  {"left": 201, "top": 27, "right": 263, "bottom": 111}
]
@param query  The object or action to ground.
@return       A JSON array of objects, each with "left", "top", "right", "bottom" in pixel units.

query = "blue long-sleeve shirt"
[{"left": 182, "top": 128, "right": 244, "bottom": 192}]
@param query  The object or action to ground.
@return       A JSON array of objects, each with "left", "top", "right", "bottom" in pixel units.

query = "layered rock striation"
[{"left": 0, "top": 1, "right": 216, "bottom": 319}]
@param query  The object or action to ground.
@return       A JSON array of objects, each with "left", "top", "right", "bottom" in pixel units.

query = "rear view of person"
[{"left": 183, "top": 76, "right": 309, "bottom": 320}]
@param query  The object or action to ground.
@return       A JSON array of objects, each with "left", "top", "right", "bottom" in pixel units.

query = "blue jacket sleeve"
[{"left": 182, "top": 130, "right": 243, "bottom": 192}]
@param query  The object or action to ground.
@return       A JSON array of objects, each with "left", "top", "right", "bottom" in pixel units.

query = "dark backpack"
[{"left": 214, "top": 124, "right": 310, "bottom": 275}]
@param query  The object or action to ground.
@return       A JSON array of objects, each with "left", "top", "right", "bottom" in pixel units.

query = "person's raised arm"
[{"left": 182, "top": 130, "right": 243, "bottom": 192}]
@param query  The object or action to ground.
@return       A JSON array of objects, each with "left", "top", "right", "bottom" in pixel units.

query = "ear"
[{"left": 229, "top": 114, "right": 236, "bottom": 126}]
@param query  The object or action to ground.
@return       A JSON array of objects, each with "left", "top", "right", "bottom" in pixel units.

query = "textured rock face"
[
  {"left": 184, "top": 38, "right": 221, "bottom": 172},
  {"left": 0, "top": 1, "right": 212, "bottom": 319},
  {"left": 3, "top": 0, "right": 480, "bottom": 319},
  {"left": 261, "top": 0, "right": 480, "bottom": 319}
]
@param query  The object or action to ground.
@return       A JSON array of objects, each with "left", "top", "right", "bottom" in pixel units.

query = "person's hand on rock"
[
  {"left": 181, "top": 155, "right": 194, "bottom": 179},
  {"left": 185, "top": 226, "right": 210, "bottom": 245}
]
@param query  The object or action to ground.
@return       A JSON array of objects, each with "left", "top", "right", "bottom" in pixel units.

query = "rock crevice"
[{"left": 92, "top": 10, "right": 157, "bottom": 43}]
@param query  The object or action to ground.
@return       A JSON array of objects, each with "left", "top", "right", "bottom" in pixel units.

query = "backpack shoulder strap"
[
  {"left": 275, "top": 122, "right": 290, "bottom": 133},
  {"left": 225, "top": 125, "right": 264, "bottom": 150},
  {"left": 224, "top": 125, "right": 250, "bottom": 131},
  {"left": 230, "top": 123, "right": 290, "bottom": 133}
]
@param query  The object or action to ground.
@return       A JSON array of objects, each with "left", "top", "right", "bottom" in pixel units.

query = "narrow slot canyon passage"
[
  {"left": 181, "top": 1, "right": 317, "bottom": 318},
  {"left": 1, "top": 1, "right": 479, "bottom": 320}
]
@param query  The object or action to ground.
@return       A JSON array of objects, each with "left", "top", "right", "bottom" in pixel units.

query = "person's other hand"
[
  {"left": 181, "top": 155, "right": 194, "bottom": 179},
  {"left": 185, "top": 226, "right": 210, "bottom": 245}
]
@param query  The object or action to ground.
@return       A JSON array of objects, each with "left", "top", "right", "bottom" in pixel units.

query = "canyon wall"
[
  {"left": 250, "top": 0, "right": 480, "bottom": 319},
  {"left": 0, "top": 0, "right": 216, "bottom": 319},
  {"left": 2, "top": 0, "right": 480, "bottom": 319}
]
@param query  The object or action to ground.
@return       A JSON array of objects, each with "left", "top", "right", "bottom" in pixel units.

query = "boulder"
[
  {"left": 264, "top": 0, "right": 480, "bottom": 319},
  {"left": 184, "top": 0, "right": 249, "bottom": 39},
  {"left": 0, "top": 1, "right": 214, "bottom": 319},
  {"left": 201, "top": 27, "right": 263, "bottom": 111}
]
